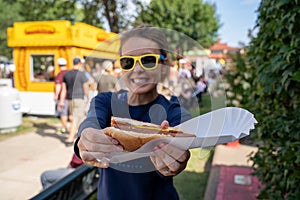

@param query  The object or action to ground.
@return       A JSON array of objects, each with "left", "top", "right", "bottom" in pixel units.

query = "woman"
[{"left": 75, "top": 25, "right": 192, "bottom": 200}]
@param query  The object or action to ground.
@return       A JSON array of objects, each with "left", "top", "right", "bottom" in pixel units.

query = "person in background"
[
  {"left": 177, "top": 82, "right": 198, "bottom": 111},
  {"left": 194, "top": 76, "right": 207, "bottom": 107},
  {"left": 113, "top": 61, "right": 127, "bottom": 91},
  {"left": 94, "top": 60, "right": 120, "bottom": 93},
  {"left": 75, "top": 25, "right": 192, "bottom": 200},
  {"left": 60, "top": 57, "right": 89, "bottom": 145},
  {"left": 54, "top": 58, "right": 69, "bottom": 134},
  {"left": 178, "top": 59, "right": 191, "bottom": 79},
  {"left": 169, "top": 61, "right": 179, "bottom": 89},
  {"left": 40, "top": 154, "right": 83, "bottom": 189},
  {"left": 113, "top": 61, "right": 122, "bottom": 78},
  {"left": 81, "top": 58, "right": 95, "bottom": 91}
]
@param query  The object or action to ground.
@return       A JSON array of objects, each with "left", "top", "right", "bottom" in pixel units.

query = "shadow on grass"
[
  {"left": 33, "top": 122, "right": 69, "bottom": 145},
  {"left": 0, "top": 116, "right": 63, "bottom": 142}
]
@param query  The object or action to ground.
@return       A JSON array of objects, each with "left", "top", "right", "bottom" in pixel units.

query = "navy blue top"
[{"left": 75, "top": 91, "right": 191, "bottom": 200}]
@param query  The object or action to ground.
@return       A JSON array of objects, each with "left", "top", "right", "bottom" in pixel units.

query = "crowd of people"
[
  {"left": 54, "top": 53, "right": 211, "bottom": 143},
  {"left": 54, "top": 57, "right": 121, "bottom": 145},
  {"left": 169, "top": 59, "right": 208, "bottom": 110}
]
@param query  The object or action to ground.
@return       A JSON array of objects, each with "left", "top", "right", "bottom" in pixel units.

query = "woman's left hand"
[
  {"left": 150, "top": 120, "right": 191, "bottom": 176},
  {"left": 150, "top": 143, "right": 190, "bottom": 176}
]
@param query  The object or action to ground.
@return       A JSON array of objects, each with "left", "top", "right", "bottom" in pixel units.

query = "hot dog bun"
[
  {"left": 104, "top": 126, "right": 168, "bottom": 152},
  {"left": 103, "top": 117, "right": 194, "bottom": 152}
]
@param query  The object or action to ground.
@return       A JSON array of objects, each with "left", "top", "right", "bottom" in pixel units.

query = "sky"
[
  {"left": 110, "top": 0, "right": 260, "bottom": 48},
  {"left": 209, "top": 0, "right": 261, "bottom": 47}
]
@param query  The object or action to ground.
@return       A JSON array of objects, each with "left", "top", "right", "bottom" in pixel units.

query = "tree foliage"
[
  {"left": 0, "top": 0, "right": 81, "bottom": 59},
  {"left": 102, "top": 0, "right": 119, "bottom": 32},
  {"left": 0, "top": 0, "right": 138, "bottom": 58},
  {"left": 0, "top": 0, "right": 24, "bottom": 59},
  {"left": 78, "top": 0, "right": 144, "bottom": 32},
  {"left": 9, "top": 0, "right": 79, "bottom": 22},
  {"left": 100, "top": 0, "right": 144, "bottom": 33},
  {"left": 79, "top": 0, "right": 103, "bottom": 28},
  {"left": 223, "top": 0, "right": 300, "bottom": 198},
  {"left": 245, "top": 0, "right": 300, "bottom": 199},
  {"left": 135, "top": 0, "right": 220, "bottom": 48}
]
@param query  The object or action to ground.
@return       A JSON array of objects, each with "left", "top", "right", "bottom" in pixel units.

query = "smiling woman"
[
  {"left": 119, "top": 25, "right": 170, "bottom": 99},
  {"left": 74, "top": 25, "right": 193, "bottom": 200},
  {"left": 120, "top": 37, "right": 166, "bottom": 98}
]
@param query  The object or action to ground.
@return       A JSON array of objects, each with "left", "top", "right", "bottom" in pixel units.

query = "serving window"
[{"left": 30, "top": 54, "right": 55, "bottom": 82}]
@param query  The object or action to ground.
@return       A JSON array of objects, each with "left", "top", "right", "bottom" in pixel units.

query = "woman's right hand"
[{"left": 77, "top": 127, "right": 124, "bottom": 168}]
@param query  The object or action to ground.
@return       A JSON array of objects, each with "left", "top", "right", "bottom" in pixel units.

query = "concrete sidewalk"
[
  {"left": 204, "top": 144, "right": 262, "bottom": 200},
  {"left": 0, "top": 128, "right": 73, "bottom": 200}
]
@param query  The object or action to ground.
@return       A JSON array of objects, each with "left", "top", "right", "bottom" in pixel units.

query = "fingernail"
[
  {"left": 117, "top": 145, "right": 124, "bottom": 151},
  {"left": 159, "top": 142, "right": 167, "bottom": 148},
  {"left": 153, "top": 146, "right": 159, "bottom": 151},
  {"left": 103, "top": 162, "right": 109, "bottom": 168},
  {"left": 111, "top": 139, "right": 119, "bottom": 145}
]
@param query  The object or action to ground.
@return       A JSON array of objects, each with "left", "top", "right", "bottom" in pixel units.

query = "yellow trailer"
[{"left": 7, "top": 20, "right": 118, "bottom": 115}]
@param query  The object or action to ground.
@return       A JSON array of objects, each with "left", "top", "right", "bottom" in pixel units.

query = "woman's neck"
[{"left": 127, "top": 90, "right": 159, "bottom": 106}]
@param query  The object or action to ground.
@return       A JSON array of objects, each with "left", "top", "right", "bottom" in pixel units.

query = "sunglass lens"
[
  {"left": 120, "top": 57, "right": 134, "bottom": 70},
  {"left": 141, "top": 56, "right": 157, "bottom": 69}
]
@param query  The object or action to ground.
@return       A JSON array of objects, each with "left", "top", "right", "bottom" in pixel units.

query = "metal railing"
[{"left": 31, "top": 165, "right": 99, "bottom": 200}]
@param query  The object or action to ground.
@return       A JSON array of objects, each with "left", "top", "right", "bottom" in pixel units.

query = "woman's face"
[{"left": 121, "top": 37, "right": 165, "bottom": 94}]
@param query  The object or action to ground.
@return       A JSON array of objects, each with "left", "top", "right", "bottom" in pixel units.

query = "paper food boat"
[{"left": 102, "top": 107, "right": 257, "bottom": 163}]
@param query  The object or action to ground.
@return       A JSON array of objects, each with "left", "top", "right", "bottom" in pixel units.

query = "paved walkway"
[
  {"left": 204, "top": 143, "right": 262, "bottom": 200},
  {"left": 0, "top": 128, "right": 73, "bottom": 200}
]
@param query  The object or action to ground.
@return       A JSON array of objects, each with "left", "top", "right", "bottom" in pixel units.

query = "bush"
[
  {"left": 246, "top": 0, "right": 300, "bottom": 199},
  {"left": 223, "top": 52, "right": 253, "bottom": 108}
]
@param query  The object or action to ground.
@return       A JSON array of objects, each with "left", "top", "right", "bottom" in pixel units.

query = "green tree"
[
  {"left": 80, "top": 0, "right": 103, "bottom": 28},
  {"left": 246, "top": 0, "right": 300, "bottom": 199},
  {"left": 0, "top": 0, "right": 23, "bottom": 59},
  {"left": 135, "top": 0, "right": 220, "bottom": 48},
  {"left": 78, "top": 0, "right": 144, "bottom": 32},
  {"left": 1, "top": 0, "right": 81, "bottom": 59},
  {"left": 97, "top": 0, "right": 143, "bottom": 33},
  {"left": 102, "top": 0, "right": 119, "bottom": 32},
  {"left": 9, "top": 0, "right": 79, "bottom": 22},
  {"left": 1, "top": 0, "right": 144, "bottom": 58}
]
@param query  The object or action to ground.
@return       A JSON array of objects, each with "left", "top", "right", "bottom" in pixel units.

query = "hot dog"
[{"left": 103, "top": 117, "right": 195, "bottom": 152}]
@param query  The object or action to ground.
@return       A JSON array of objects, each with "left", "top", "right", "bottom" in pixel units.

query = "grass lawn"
[
  {"left": 174, "top": 93, "right": 225, "bottom": 199},
  {"left": 174, "top": 148, "right": 213, "bottom": 200},
  {"left": 0, "top": 115, "right": 60, "bottom": 141}
]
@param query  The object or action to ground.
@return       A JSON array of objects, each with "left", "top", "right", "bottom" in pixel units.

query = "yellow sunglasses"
[{"left": 118, "top": 54, "right": 165, "bottom": 71}]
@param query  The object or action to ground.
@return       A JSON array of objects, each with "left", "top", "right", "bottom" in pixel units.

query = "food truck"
[{"left": 7, "top": 20, "right": 119, "bottom": 115}]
